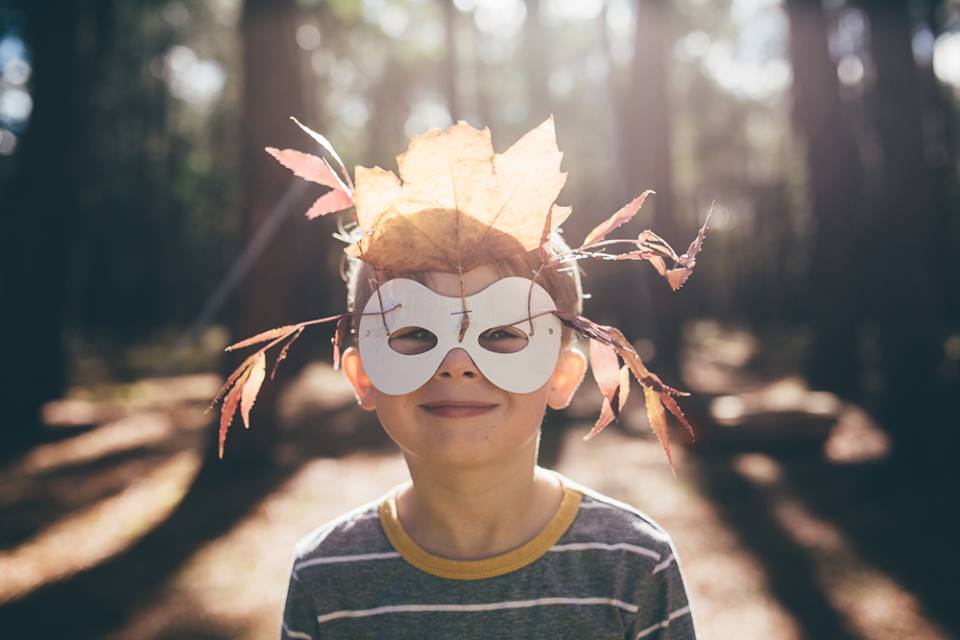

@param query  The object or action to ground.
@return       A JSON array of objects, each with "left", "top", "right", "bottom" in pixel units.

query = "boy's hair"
[{"left": 343, "top": 232, "right": 584, "bottom": 349}]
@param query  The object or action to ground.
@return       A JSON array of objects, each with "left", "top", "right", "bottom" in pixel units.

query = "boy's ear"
[
  {"left": 341, "top": 346, "right": 377, "bottom": 411},
  {"left": 547, "top": 346, "right": 587, "bottom": 410}
]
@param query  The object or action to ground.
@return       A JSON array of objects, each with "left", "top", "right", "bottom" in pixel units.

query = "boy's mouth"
[{"left": 419, "top": 401, "right": 499, "bottom": 418}]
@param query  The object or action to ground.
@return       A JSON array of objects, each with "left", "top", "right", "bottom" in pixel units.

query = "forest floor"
[{"left": 0, "top": 320, "right": 956, "bottom": 639}]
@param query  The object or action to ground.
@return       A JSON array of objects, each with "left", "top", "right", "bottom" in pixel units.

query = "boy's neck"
[{"left": 395, "top": 448, "right": 565, "bottom": 561}]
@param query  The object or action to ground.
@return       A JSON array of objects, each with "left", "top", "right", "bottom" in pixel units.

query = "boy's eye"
[
  {"left": 388, "top": 326, "right": 438, "bottom": 355},
  {"left": 478, "top": 326, "right": 529, "bottom": 354}
]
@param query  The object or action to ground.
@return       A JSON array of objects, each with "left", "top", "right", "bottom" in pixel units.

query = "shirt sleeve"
[
  {"left": 624, "top": 536, "right": 697, "bottom": 640},
  {"left": 279, "top": 559, "right": 320, "bottom": 640}
]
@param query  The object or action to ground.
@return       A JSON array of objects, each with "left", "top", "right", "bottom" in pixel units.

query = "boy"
[{"left": 209, "top": 115, "right": 701, "bottom": 638}]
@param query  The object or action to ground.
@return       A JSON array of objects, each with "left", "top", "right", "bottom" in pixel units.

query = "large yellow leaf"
[{"left": 346, "top": 116, "right": 571, "bottom": 273}]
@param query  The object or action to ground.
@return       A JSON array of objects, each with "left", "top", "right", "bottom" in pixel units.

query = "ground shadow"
[
  {"left": 775, "top": 457, "right": 960, "bottom": 637},
  {"left": 0, "top": 402, "right": 392, "bottom": 638},
  {"left": 691, "top": 450, "right": 861, "bottom": 640}
]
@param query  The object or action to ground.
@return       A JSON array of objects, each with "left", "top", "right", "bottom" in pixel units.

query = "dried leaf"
[
  {"left": 677, "top": 207, "right": 713, "bottom": 267},
  {"left": 554, "top": 310, "right": 693, "bottom": 472},
  {"left": 225, "top": 325, "right": 299, "bottom": 352},
  {"left": 265, "top": 147, "right": 344, "bottom": 191},
  {"left": 219, "top": 367, "right": 249, "bottom": 459},
  {"left": 585, "top": 398, "right": 617, "bottom": 440},
  {"left": 208, "top": 312, "right": 352, "bottom": 458},
  {"left": 270, "top": 326, "right": 305, "bottom": 380},
  {"left": 666, "top": 267, "right": 693, "bottom": 291},
  {"left": 539, "top": 204, "right": 554, "bottom": 259},
  {"left": 582, "top": 190, "right": 654, "bottom": 247},
  {"left": 290, "top": 116, "right": 354, "bottom": 191},
  {"left": 660, "top": 392, "right": 696, "bottom": 440},
  {"left": 617, "top": 364, "right": 631, "bottom": 413},
  {"left": 636, "top": 229, "right": 679, "bottom": 263},
  {"left": 642, "top": 386, "right": 676, "bottom": 478},
  {"left": 240, "top": 352, "right": 266, "bottom": 430},
  {"left": 590, "top": 338, "right": 621, "bottom": 402},
  {"left": 206, "top": 350, "right": 265, "bottom": 412},
  {"left": 305, "top": 188, "right": 355, "bottom": 220},
  {"left": 345, "top": 116, "right": 571, "bottom": 273},
  {"left": 583, "top": 339, "right": 622, "bottom": 441}
]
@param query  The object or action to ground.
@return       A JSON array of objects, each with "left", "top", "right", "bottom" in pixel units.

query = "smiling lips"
[{"left": 419, "top": 401, "right": 499, "bottom": 418}]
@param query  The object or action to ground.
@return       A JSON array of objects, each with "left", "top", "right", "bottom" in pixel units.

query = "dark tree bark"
[
  {"left": 919, "top": 0, "right": 960, "bottom": 328},
  {"left": 862, "top": 0, "right": 953, "bottom": 479},
  {"left": 202, "top": 0, "right": 307, "bottom": 470},
  {"left": 2, "top": 0, "right": 82, "bottom": 456},
  {"left": 784, "top": 0, "right": 864, "bottom": 397},
  {"left": 623, "top": 0, "right": 681, "bottom": 376}
]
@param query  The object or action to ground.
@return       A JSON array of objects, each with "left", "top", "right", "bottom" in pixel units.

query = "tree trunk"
[
  {"left": 2, "top": 0, "right": 81, "bottom": 456},
  {"left": 522, "top": 0, "right": 550, "bottom": 117},
  {"left": 785, "top": 0, "right": 864, "bottom": 397},
  {"left": 862, "top": 0, "right": 952, "bottom": 480},
  {"left": 202, "top": 0, "right": 307, "bottom": 470},
  {"left": 440, "top": 0, "right": 461, "bottom": 122},
  {"left": 624, "top": 0, "right": 681, "bottom": 376}
]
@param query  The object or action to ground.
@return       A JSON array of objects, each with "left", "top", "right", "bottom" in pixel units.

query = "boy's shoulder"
[
  {"left": 557, "top": 473, "right": 677, "bottom": 553},
  {"left": 291, "top": 491, "right": 392, "bottom": 567}
]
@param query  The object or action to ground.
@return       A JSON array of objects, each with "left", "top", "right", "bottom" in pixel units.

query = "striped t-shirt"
[{"left": 280, "top": 471, "right": 696, "bottom": 639}]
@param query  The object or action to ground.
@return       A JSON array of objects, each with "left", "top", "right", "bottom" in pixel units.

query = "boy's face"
[{"left": 341, "top": 265, "right": 586, "bottom": 467}]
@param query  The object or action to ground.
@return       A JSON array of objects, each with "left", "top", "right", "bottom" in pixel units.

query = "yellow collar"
[{"left": 378, "top": 474, "right": 582, "bottom": 580}]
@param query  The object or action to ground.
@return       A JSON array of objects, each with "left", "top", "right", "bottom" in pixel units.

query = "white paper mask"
[{"left": 358, "top": 277, "right": 562, "bottom": 395}]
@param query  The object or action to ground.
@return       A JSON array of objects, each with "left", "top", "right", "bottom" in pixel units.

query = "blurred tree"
[
  {"left": 784, "top": 0, "right": 864, "bottom": 397},
  {"left": 523, "top": 0, "right": 550, "bottom": 115},
  {"left": 2, "top": 0, "right": 82, "bottom": 453},
  {"left": 203, "top": 0, "right": 306, "bottom": 470},
  {"left": 624, "top": 0, "right": 682, "bottom": 376},
  {"left": 919, "top": 0, "right": 960, "bottom": 327},
  {"left": 440, "top": 0, "right": 461, "bottom": 121},
  {"left": 861, "top": 0, "right": 954, "bottom": 479}
]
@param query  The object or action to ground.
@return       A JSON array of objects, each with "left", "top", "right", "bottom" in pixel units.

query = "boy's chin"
[{"left": 391, "top": 423, "right": 541, "bottom": 469}]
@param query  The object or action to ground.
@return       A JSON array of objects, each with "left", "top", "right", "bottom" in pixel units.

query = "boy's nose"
[{"left": 433, "top": 347, "right": 480, "bottom": 381}]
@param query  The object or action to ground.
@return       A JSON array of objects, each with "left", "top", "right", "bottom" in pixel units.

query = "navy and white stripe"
[{"left": 280, "top": 474, "right": 695, "bottom": 639}]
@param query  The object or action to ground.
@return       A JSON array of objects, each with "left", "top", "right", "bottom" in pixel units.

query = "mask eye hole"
[
  {"left": 388, "top": 326, "right": 438, "bottom": 355},
  {"left": 478, "top": 325, "right": 529, "bottom": 354}
]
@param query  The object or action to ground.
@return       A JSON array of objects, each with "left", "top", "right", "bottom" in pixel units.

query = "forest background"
[{"left": 1, "top": 1, "right": 958, "bottom": 638}]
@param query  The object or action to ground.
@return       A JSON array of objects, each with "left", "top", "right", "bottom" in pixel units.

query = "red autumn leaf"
[
  {"left": 305, "top": 188, "right": 355, "bottom": 220},
  {"left": 265, "top": 147, "right": 345, "bottom": 191},
  {"left": 582, "top": 190, "right": 654, "bottom": 247},
  {"left": 207, "top": 311, "right": 355, "bottom": 458},
  {"left": 666, "top": 267, "right": 693, "bottom": 291},
  {"left": 225, "top": 324, "right": 299, "bottom": 352},
  {"left": 590, "top": 338, "right": 621, "bottom": 402},
  {"left": 642, "top": 386, "right": 676, "bottom": 478},
  {"left": 290, "top": 116, "right": 354, "bottom": 191},
  {"left": 585, "top": 398, "right": 617, "bottom": 440},
  {"left": 636, "top": 229, "right": 680, "bottom": 263},
  {"left": 677, "top": 207, "right": 713, "bottom": 267},
  {"left": 270, "top": 326, "right": 305, "bottom": 380},
  {"left": 553, "top": 310, "right": 693, "bottom": 472},
  {"left": 240, "top": 352, "right": 266, "bottom": 430},
  {"left": 207, "top": 350, "right": 265, "bottom": 412},
  {"left": 584, "top": 338, "right": 623, "bottom": 440},
  {"left": 659, "top": 391, "right": 696, "bottom": 440},
  {"left": 617, "top": 364, "right": 631, "bottom": 413},
  {"left": 219, "top": 367, "right": 249, "bottom": 459},
  {"left": 539, "top": 205, "right": 554, "bottom": 259}
]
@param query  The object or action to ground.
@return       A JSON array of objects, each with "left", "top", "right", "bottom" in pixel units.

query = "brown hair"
[{"left": 343, "top": 233, "right": 584, "bottom": 348}]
